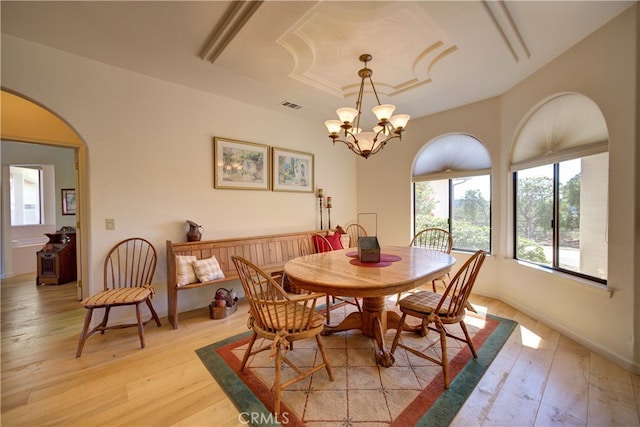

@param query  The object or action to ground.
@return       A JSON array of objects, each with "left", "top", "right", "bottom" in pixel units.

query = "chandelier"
[{"left": 324, "top": 54, "right": 410, "bottom": 159}]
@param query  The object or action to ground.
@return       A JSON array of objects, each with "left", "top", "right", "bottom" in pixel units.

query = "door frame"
[{"left": 1, "top": 89, "right": 89, "bottom": 300}]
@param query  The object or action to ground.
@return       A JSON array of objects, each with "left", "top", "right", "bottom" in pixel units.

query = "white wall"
[
  {"left": 359, "top": 7, "right": 638, "bottom": 371},
  {"left": 1, "top": 35, "right": 358, "bottom": 318}
]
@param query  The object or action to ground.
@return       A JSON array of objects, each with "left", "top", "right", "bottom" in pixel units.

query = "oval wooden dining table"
[{"left": 284, "top": 246, "right": 456, "bottom": 367}]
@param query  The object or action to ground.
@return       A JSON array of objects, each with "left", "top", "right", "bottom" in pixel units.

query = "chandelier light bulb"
[
  {"left": 336, "top": 107, "right": 359, "bottom": 125},
  {"left": 325, "top": 120, "right": 342, "bottom": 134},
  {"left": 374, "top": 125, "right": 390, "bottom": 136},
  {"left": 372, "top": 104, "right": 396, "bottom": 121},
  {"left": 389, "top": 114, "right": 410, "bottom": 130},
  {"left": 355, "top": 131, "right": 377, "bottom": 153}
]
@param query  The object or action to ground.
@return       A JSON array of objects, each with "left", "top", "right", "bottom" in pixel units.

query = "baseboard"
[{"left": 490, "top": 292, "right": 640, "bottom": 375}]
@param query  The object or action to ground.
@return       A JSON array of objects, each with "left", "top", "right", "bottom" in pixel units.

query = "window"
[
  {"left": 412, "top": 134, "right": 492, "bottom": 252},
  {"left": 414, "top": 175, "right": 491, "bottom": 252},
  {"left": 514, "top": 153, "right": 608, "bottom": 282},
  {"left": 511, "top": 93, "right": 608, "bottom": 284},
  {"left": 10, "top": 165, "right": 43, "bottom": 226}
]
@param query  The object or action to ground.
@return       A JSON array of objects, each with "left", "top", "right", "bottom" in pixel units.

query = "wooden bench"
[{"left": 166, "top": 230, "right": 323, "bottom": 329}]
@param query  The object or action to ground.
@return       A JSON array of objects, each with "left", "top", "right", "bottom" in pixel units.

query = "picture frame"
[
  {"left": 61, "top": 188, "right": 76, "bottom": 215},
  {"left": 213, "top": 137, "right": 270, "bottom": 190},
  {"left": 271, "top": 147, "right": 314, "bottom": 193}
]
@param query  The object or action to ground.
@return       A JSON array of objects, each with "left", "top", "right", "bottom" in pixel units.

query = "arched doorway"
[{"left": 1, "top": 89, "right": 89, "bottom": 300}]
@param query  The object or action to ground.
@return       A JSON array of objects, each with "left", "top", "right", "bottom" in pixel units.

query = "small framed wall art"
[
  {"left": 61, "top": 188, "right": 76, "bottom": 215},
  {"left": 213, "top": 137, "right": 270, "bottom": 190},
  {"left": 272, "top": 147, "right": 314, "bottom": 193}
]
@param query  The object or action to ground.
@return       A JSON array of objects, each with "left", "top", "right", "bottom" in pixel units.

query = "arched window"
[
  {"left": 412, "top": 134, "right": 492, "bottom": 252},
  {"left": 511, "top": 93, "right": 608, "bottom": 283}
]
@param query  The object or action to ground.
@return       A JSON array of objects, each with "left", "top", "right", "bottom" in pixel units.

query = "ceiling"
[{"left": 1, "top": 1, "right": 635, "bottom": 131}]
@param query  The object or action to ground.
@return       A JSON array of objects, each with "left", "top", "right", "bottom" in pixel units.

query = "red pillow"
[
  {"left": 326, "top": 233, "right": 344, "bottom": 250},
  {"left": 312, "top": 234, "right": 343, "bottom": 253},
  {"left": 312, "top": 235, "right": 331, "bottom": 253}
]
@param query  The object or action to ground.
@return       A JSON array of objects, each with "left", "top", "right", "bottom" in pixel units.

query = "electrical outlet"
[{"left": 105, "top": 218, "right": 116, "bottom": 230}]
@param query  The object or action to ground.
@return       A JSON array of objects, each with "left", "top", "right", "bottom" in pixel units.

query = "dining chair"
[
  {"left": 396, "top": 228, "right": 454, "bottom": 305},
  {"left": 231, "top": 255, "right": 334, "bottom": 419},
  {"left": 410, "top": 228, "right": 453, "bottom": 291},
  {"left": 390, "top": 250, "right": 486, "bottom": 388},
  {"left": 344, "top": 223, "right": 368, "bottom": 248},
  {"left": 309, "top": 233, "right": 361, "bottom": 324},
  {"left": 76, "top": 237, "right": 161, "bottom": 357}
]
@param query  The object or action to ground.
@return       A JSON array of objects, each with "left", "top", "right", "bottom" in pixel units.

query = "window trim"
[{"left": 511, "top": 259, "right": 611, "bottom": 296}]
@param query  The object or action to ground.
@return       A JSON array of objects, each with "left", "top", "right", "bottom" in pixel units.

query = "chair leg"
[
  {"left": 135, "top": 303, "right": 145, "bottom": 349},
  {"left": 459, "top": 320, "right": 477, "bottom": 358},
  {"left": 241, "top": 331, "right": 258, "bottom": 371},
  {"left": 325, "top": 295, "right": 331, "bottom": 324},
  {"left": 145, "top": 298, "right": 162, "bottom": 327},
  {"left": 98, "top": 306, "right": 111, "bottom": 334},
  {"left": 273, "top": 342, "right": 282, "bottom": 418},
  {"left": 76, "top": 307, "right": 94, "bottom": 357},
  {"left": 395, "top": 292, "right": 403, "bottom": 305},
  {"left": 390, "top": 313, "right": 407, "bottom": 354},
  {"left": 439, "top": 325, "right": 450, "bottom": 388},
  {"left": 315, "top": 335, "right": 334, "bottom": 381}
]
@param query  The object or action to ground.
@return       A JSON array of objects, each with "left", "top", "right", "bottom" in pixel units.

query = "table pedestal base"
[{"left": 322, "top": 296, "right": 421, "bottom": 367}]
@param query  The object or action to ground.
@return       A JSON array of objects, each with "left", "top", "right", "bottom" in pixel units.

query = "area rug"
[{"left": 196, "top": 300, "right": 517, "bottom": 426}]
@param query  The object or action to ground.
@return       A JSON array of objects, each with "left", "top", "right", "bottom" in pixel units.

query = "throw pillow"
[
  {"left": 176, "top": 255, "right": 198, "bottom": 286},
  {"left": 340, "top": 233, "right": 351, "bottom": 248},
  {"left": 325, "top": 232, "right": 344, "bottom": 250},
  {"left": 312, "top": 234, "right": 333, "bottom": 253},
  {"left": 192, "top": 255, "right": 225, "bottom": 282}
]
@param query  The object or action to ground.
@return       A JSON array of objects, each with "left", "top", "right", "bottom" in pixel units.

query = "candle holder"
[
  {"left": 326, "top": 196, "right": 332, "bottom": 229},
  {"left": 317, "top": 190, "right": 324, "bottom": 230}
]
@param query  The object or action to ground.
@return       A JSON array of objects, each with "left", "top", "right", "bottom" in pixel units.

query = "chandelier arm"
[
  {"left": 332, "top": 137, "right": 358, "bottom": 153},
  {"left": 354, "top": 78, "right": 366, "bottom": 132},
  {"left": 367, "top": 75, "right": 383, "bottom": 106}
]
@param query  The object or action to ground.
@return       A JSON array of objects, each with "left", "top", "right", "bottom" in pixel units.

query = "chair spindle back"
[
  {"left": 345, "top": 224, "right": 368, "bottom": 248},
  {"left": 299, "top": 235, "right": 315, "bottom": 256},
  {"left": 436, "top": 250, "right": 486, "bottom": 318},
  {"left": 104, "top": 237, "right": 157, "bottom": 291},
  {"left": 410, "top": 228, "right": 453, "bottom": 253},
  {"left": 311, "top": 233, "right": 333, "bottom": 253},
  {"left": 232, "top": 255, "right": 319, "bottom": 334}
]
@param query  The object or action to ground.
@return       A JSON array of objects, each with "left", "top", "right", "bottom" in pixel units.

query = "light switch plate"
[{"left": 105, "top": 218, "right": 116, "bottom": 230}]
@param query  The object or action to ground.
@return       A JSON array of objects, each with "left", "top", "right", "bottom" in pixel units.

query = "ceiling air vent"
[{"left": 281, "top": 101, "right": 303, "bottom": 110}]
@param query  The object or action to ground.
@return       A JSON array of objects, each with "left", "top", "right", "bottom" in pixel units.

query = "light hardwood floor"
[{"left": 1, "top": 273, "right": 639, "bottom": 426}]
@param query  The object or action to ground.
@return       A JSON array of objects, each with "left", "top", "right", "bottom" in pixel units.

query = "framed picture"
[
  {"left": 271, "top": 147, "right": 314, "bottom": 193},
  {"left": 213, "top": 137, "right": 270, "bottom": 190},
  {"left": 61, "top": 188, "right": 76, "bottom": 215}
]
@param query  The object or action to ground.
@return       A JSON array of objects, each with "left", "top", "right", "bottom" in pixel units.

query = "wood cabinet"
[{"left": 36, "top": 232, "right": 77, "bottom": 286}]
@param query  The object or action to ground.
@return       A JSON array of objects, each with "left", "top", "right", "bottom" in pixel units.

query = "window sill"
[{"left": 510, "top": 259, "right": 612, "bottom": 298}]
